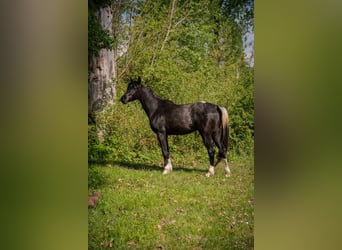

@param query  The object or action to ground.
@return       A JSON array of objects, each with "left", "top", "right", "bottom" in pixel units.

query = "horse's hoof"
[
  {"left": 162, "top": 169, "right": 171, "bottom": 175},
  {"left": 206, "top": 166, "right": 215, "bottom": 177}
]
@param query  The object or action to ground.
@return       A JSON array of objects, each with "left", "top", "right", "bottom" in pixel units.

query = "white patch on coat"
[
  {"left": 206, "top": 165, "right": 215, "bottom": 177},
  {"left": 224, "top": 159, "right": 231, "bottom": 177},
  {"left": 162, "top": 158, "right": 173, "bottom": 175},
  {"left": 200, "top": 101, "right": 206, "bottom": 103}
]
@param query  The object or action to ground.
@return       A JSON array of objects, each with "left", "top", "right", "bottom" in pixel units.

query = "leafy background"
[{"left": 88, "top": 0, "right": 254, "bottom": 165}]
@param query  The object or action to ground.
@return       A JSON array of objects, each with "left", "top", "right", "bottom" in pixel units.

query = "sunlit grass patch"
[{"left": 89, "top": 156, "right": 253, "bottom": 249}]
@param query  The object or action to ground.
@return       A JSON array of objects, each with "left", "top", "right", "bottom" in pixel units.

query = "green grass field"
[{"left": 88, "top": 156, "right": 254, "bottom": 249}]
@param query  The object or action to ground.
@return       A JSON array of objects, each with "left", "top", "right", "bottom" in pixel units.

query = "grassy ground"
[{"left": 88, "top": 156, "right": 254, "bottom": 249}]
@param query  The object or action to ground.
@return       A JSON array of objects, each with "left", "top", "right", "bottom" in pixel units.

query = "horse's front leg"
[{"left": 156, "top": 132, "right": 172, "bottom": 175}]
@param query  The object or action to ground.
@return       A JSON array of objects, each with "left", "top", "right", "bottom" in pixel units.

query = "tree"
[{"left": 88, "top": 1, "right": 116, "bottom": 123}]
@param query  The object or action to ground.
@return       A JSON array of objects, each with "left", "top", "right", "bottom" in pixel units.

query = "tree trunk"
[{"left": 88, "top": 5, "right": 116, "bottom": 116}]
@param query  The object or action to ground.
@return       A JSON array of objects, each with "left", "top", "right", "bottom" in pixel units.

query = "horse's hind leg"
[
  {"left": 212, "top": 131, "right": 224, "bottom": 165},
  {"left": 200, "top": 132, "right": 215, "bottom": 177},
  {"left": 222, "top": 158, "right": 230, "bottom": 177},
  {"left": 212, "top": 132, "right": 231, "bottom": 177}
]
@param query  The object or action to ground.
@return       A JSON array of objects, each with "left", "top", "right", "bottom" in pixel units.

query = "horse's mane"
[{"left": 144, "top": 86, "right": 175, "bottom": 104}]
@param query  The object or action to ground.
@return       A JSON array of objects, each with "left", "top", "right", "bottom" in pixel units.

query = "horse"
[{"left": 120, "top": 77, "right": 230, "bottom": 177}]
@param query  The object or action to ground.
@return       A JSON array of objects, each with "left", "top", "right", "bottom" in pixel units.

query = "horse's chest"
[{"left": 149, "top": 115, "right": 165, "bottom": 132}]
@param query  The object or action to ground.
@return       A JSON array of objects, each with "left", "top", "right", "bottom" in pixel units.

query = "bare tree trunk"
[
  {"left": 88, "top": 5, "right": 116, "bottom": 141},
  {"left": 88, "top": 5, "right": 116, "bottom": 116}
]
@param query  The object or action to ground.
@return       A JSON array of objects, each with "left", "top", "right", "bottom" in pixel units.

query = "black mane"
[{"left": 144, "top": 86, "right": 175, "bottom": 104}]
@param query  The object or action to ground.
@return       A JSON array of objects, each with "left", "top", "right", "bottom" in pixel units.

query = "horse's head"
[{"left": 121, "top": 77, "right": 142, "bottom": 104}]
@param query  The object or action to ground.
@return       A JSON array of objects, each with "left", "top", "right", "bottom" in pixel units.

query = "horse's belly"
[{"left": 167, "top": 127, "right": 194, "bottom": 135}]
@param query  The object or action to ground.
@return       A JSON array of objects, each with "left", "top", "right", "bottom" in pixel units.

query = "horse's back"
[{"left": 191, "top": 101, "right": 218, "bottom": 112}]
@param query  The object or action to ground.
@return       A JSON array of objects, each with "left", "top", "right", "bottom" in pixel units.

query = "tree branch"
[{"left": 160, "top": 0, "right": 176, "bottom": 52}]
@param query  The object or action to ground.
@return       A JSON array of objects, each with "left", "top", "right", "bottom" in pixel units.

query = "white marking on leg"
[
  {"left": 224, "top": 159, "right": 231, "bottom": 177},
  {"left": 162, "top": 158, "right": 173, "bottom": 175},
  {"left": 206, "top": 165, "right": 215, "bottom": 177}
]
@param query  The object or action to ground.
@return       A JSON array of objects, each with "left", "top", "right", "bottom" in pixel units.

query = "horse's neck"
[{"left": 139, "top": 87, "right": 160, "bottom": 118}]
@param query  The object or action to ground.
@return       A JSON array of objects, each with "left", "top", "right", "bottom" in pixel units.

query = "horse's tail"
[{"left": 218, "top": 106, "right": 229, "bottom": 155}]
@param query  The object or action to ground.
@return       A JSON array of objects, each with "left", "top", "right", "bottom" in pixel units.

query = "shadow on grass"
[{"left": 112, "top": 160, "right": 208, "bottom": 174}]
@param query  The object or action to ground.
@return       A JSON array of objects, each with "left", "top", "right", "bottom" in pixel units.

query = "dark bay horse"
[{"left": 120, "top": 77, "right": 230, "bottom": 177}]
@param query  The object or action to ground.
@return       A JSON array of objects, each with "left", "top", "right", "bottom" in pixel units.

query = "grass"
[{"left": 88, "top": 156, "right": 254, "bottom": 249}]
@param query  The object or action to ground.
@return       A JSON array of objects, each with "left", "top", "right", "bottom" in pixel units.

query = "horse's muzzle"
[{"left": 120, "top": 95, "right": 128, "bottom": 104}]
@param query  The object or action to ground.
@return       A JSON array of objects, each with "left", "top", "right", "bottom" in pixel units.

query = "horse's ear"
[{"left": 137, "top": 76, "right": 141, "bottom": 84}]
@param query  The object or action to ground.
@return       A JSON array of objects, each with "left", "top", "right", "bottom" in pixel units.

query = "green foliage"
[
  {"left": 88, "top": 7, "right": 115, "bottom": 57},
  {"left": 89, "top": 0, "right": 254, "bottom": 161},
  {"left": 88, "top": 125, "right": 113, "bottom": 163},
  {"left": 228, "top": 67, "right": 254, "bottom": 155}
]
